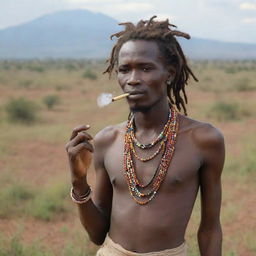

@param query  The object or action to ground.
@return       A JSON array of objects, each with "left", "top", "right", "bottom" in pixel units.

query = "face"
[{"left": 117, "top": 40, "right": 172, "bottom": 112}]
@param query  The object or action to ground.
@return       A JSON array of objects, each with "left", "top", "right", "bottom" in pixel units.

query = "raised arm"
[
  {"left": 65, "top": 125, "right": 113, "bottom": 245},
  {"left": 196, "top": 124, "right": 225, "bottom": 256}
]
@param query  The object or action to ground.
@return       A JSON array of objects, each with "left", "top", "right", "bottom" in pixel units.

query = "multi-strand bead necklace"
[{"left": 124, "top": 107, "right": 179, "bottom": 205}]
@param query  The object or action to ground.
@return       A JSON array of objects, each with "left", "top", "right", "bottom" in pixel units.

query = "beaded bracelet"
[{"left": 70, "top": 187, "right": 92, "bottom": 204}]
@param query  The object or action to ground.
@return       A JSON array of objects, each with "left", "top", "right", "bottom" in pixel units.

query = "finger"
[
  {"left": 80, "top": 141, "right": 94, "bottom": 153},
  {"left": 70, "top": 141, "right": 94, "bottom": 155},
  {"left": 66, "top": 133, "right": 89, "bottom": 151},
  {"left": 70, "top": 124, "right": 90, "bottom": 140},
  {"left": 67, "top": 143, "right": 92, "bottom": 158},
  {"left": 78, "top": 131, "right": 93, "bottom": 141},
  {"left": 68, "top": 133, "right": 93, "bottom": 148}
]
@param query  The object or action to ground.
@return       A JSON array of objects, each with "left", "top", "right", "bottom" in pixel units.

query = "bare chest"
[{"left": 104, "top": 131, "right": 202, "bottom": 193}]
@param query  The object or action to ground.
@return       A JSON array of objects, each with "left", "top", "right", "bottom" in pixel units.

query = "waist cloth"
[{"left": 96, "top": 235, "right": 188, "bottom": 256}]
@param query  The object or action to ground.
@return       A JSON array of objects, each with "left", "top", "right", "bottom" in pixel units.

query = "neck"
[{"left": 132, "top": 97, "right": 170, "bottom": 132}]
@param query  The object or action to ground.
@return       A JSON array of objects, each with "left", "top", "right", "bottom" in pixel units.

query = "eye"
[
  {"left": 142, "top": 66, "right": 153, "bottom": 72},
  {"left": 118, "top": 66, "right": 129, "bottom": 73}
]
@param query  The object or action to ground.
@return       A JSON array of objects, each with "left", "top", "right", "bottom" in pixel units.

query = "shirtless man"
[{"left": 65, "top": 17, "right": 225, "bottom": 256}]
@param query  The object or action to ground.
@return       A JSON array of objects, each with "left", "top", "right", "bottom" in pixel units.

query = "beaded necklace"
[
  {"left": 124, "top": 107, "right": 179, "bottom": 205},
  {"left": 130, "top": 110, "right": 172, "bottom": 149},
  {"left": 130, "top": 140, "right": 165, "bottom": 162}
]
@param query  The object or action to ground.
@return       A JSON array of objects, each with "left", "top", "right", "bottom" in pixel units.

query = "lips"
[
  {"left": 126, "top": 90, "right": 145, "bottom": 95},
  {"left": 126, "top": 91, "right": 145, "bottom": 100}
]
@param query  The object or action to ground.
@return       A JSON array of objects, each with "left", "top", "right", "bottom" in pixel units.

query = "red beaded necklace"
[{"left": 124, "top": 107, "right": 179, "bottom": 205}]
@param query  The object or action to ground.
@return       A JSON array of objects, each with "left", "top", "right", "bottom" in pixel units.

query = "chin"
[
  {"left": 128, "top": 97, "right": 163, "bottom": 113},
  {"left": 129, "top": 103, "right": 153, "bottom": 114}
]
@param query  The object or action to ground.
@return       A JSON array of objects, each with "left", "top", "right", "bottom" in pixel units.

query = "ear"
[
  {"left": 168, "top": 66, "right": 176, "bottom": 77},
  {"left": 166, "top": 66, "right": 176, "bottom": 84}
]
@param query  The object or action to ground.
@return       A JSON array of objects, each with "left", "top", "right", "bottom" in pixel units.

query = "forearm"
[
  {"left": 72, "top": 179, "right": 110, "bottom": 245},
  {"left": 197, "top": 223, "right": 222, "bottom": 256}
]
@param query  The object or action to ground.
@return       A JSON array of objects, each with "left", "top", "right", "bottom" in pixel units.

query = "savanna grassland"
[{"left": 0, "top": 59, "right": 255, "bottom": 256}]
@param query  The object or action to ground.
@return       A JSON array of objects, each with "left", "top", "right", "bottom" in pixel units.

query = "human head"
[{"left": 104, "top": 16, "right": 198, "bottom": 115}]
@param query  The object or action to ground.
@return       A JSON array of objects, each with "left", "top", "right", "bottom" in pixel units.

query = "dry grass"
[{"left": 0, "top": 60, "right": 255, "bottom": 255}]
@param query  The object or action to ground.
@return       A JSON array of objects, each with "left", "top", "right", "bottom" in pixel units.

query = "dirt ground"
[{"left": 0, "top": 61, "right": 255, "bottom": 255}]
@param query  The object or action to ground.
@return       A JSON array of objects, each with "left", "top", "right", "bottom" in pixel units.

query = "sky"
[{"left": 1, "top": 0, "right": 256, "bottom": 43}]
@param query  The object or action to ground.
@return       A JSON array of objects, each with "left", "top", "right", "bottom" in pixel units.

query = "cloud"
[
  {"left": 240, "top": 2, "right": 256, "bottom": 10},
  {"left": 115, "top": 2, "right": 154, "bottom": 12},
  {"left": 1, "top": 0, "right": 256, "bottom": 43},
  {"left": 242, "top": 17, "right": 256, "bottom": 23},
  {"left": 67, "top": 0, "right": 120, "bottom": 3},
  {"left": 66, "top": 0, "right": 154, "bottom": 11},
  {"left": 64, "top": 0, "right": 154, "bottom": 19},
  {"left": 154, "top": 14, "right": 173, "bottom": 21}
]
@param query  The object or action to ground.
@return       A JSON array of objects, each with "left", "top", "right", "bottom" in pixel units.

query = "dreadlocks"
[{"left": 104, "top": 15, "right": 198, "bottom": 115}]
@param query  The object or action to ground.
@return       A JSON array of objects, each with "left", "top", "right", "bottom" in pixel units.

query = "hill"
[
  {"left": 0, "top": 9, "right": 119, "bottom": 59},
  {"left": 0, "top": 9, "right": 256, "bottom": 60}
]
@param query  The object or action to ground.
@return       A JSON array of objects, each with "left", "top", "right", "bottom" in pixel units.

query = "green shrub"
[
  {"left": 5, "top": 98, "right": 39, "bottom": 124},
  {"left": 55, "top": 84, "right": 70, "bottom": 91},
  {"left": 65, "top": 63, "right": 77, "bottom": 72},
  {"left": 15, "top": 64, "right": 23, "bottom": 70},
  {"left": 29, "top": 182, "right": 69, "bottom": 221},
  {"left": 225, "top": 67, "right": 237, "bottom": 74},
  {"left": 240, "top": 144, "right": 256, "bottom": 175},
  {"left": 0, "top": 185, "right": 34, "bottom": 217},
  {"left": 3, "top": 64, "right": 10, "bottom": 70},
  {"left": 208, "top": 102, "right": 240, "bottom": 121},
  {"left": 43, "top": 95, "right": 61, "bottom": 110},
  {"left": 225, "top": 252, "right": 237, "bottom": 256},
  {"left": 0, "top": 234, "right": 94, "bottom": 256},
  {"left": 28, "top": 66, "right": 45, "bottom": 72},
  {"left": 235, "top": 78, "right": 255, "bottom": 92},
  {"left": 7, "top": 185, "right": 34, "bottom": 200},
  {"left": 82, "top": 69, "right": 97, "bottom": 80},
  {"left": 18, "top": 80, "right": 33, "bottom": 89},
  {"left": 0, "top": 235, "right": 54, "bottom": 256}
]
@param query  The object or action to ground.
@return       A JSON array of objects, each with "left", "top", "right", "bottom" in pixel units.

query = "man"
[{"left": 65, "top": 16, "right": 225, "bottom": 256}]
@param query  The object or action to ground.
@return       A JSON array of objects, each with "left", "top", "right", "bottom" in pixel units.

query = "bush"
[
  {"left": 234, "top": 78, "right": 255, "bottom": 92},
  {"left": 28, "top": 66, "right": 45, "bottom": 72},
  {"left": 82, "top": 69, "right": 97, "bottom": 80},
  {"left": 18, "top": 80, "right": 33, "bottom": 89},
  {"left": 241, "top": 144, "right": 256, "bottom": 174},
  {"left": 0, "top": 185, "right": 34, "bottom": 218},
  {"left": 65, "top": 63, "right": 77, "bottom": 72},
  {"left": 55, "top": 84, "right": 70, "bottom": 91},
  {"left": 5, "top": 98, "right": 39, "bottom": 124},
  {"left": 0, "top": 234, "right": 91, "bottom": 256},
  {"left": 208, "top": 102, "right": 240, "bottom": 121},
  {"left": 225, "top": 67, "right": 237, "bottom": 74},
  {"left": 29, "top": 182, "right": 69, "bottom": 221},
  {"left": 43, "top": 95, "right": 61, "bottom": 110},
  {"left": 0, "top": 235, "right": 54, "bottom": 256}
]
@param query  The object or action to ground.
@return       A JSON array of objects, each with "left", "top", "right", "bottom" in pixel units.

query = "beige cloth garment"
[{"left": 96, "top": 235, "right": 188, "bottom": 256}]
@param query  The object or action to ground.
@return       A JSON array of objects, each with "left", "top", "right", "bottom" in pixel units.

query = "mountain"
[
  {"left": 179, "top": 37, "right": 256, "bottom": 60},
  {"left": 0, "top": 9, "right": 256, "bottom": 60},
  {"left": 0, "top": 9, "right": 119, "bottom": 59}
]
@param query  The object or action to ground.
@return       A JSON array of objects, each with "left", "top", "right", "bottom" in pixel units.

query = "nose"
[{"left": 127, "top": 71, "right": 141, "bottom": 86}]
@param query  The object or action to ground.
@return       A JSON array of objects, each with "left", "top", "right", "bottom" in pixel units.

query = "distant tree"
[
  {"left": 5, "top": 98, "right": 39, "bottom": 124},
  {"left": 43, "top": 95, "right": 61, "bottom": 110},
  {"left": 82, "top": 69, "right": 97, "bottom": 80}
]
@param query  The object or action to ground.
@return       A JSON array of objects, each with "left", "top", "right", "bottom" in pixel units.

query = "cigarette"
[{"left": 112, "top": 93, "right": 130, "bottom": 102}]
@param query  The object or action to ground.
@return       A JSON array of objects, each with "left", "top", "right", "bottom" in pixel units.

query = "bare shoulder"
[
  {"left": 179, "top": 114, "right": 225, "bottom": 169},
  {"left": 94, "top": 121, "right": 126, "bottom": 150},
  {"left": 179, "top": 114, "right": 224, "bottom": 150}
]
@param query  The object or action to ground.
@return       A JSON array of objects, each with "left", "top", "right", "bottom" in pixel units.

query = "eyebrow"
[
  {"left": 118, "top": 62, "right": 156, "bottom": 67},
  {"left": 138, "top": 62, "right": 155, "bottom": 65}
]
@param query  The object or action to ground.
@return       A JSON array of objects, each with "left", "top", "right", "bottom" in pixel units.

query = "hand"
[{"left": 65, "top": 125, "right": 93, "bottom": 180}]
